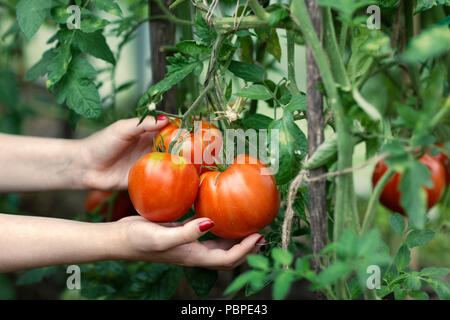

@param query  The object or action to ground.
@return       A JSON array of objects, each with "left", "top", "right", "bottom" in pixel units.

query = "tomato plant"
[
  {"left": 372, "top": 155, "right": 446, "bottom": 215},
  {"left": 195, "top": 154, "right": 280, "bottom": 239},
  {"left": 128, "top": 152, "right": 199, "bottom": 222},
  {"left": 85, "top": 190, "right": 134, "bottom": 222},
  {"left": 2, "top": 0, "right": 449, "bottom": 301},
  {"left": 153, "top": 118, "right": 223, "bottom": 174}
]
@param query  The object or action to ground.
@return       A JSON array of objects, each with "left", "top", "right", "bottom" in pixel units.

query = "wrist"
[{"left": 65, "top": 138, "right": 92, "bottom": 190}]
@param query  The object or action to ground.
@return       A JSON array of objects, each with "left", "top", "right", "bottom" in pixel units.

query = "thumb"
[{"left": 159, "top": 218, "right": 215, "bottom": 249}]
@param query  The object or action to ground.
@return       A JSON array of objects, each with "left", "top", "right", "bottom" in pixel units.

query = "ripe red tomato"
[
  {"left": 430, "top": 144, "right": 449, "bottom": 185},
  {"left": 195, "top": 154, "right": 280, "bottom": 239},
  {"left": 85, "top": 190, "right": 134, "bottom": 222},
  {"left": 372, "top": 154, "right": 446, "bottom": 215},
  {"left": 128, "top": 152, "right": 199, "bottom": 222},
  {"left": 153, "top": 119, "right": 223, "bottom": 175}
]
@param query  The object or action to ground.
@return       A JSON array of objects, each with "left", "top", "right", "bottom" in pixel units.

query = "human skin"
[{"left": 0, "top": 116, "right": 264, "bottom": 273}]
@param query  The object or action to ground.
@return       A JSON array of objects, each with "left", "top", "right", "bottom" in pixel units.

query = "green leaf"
[
  {"left": 420, "top": 267, "right": 450, "bottom": 278},
  {"left": 147, "top": 265, "right": 184, "bottom": 299},
  {"left": 16, "top": 0, "right": 52, "bottom": 40},
  {"left": 247, "top": 255, "right": 270, "bottom": 271},
  {"left": 389, "top": 213, "right": 406, "bottom": 236},
  {"left": 285, "top": 94, "right": 307, "bottom": 113},
  {"left": 401, "top": 26, "right": 450, "bottom": 64},
  {"left": 399, "top": 159, "right": 430, "bottom": 229},
  {"left": 228, "top": 60, "right": 265, "bottom": 83},
  {"left": 194, "top": 14, "right": 216, "bottom": 45},
  {"left": 430, "top": 279, "right": 450, "bottom": 300},
  {"left": 405, "top": 274, "right": 422, "bottom": 290},
  {"left": 266, "top": 29, "right": 282, "bottom": 62},
  {"left": 176, "top": 40, "right": 209, "bottom": 57},
  {"left": 406, "top": 229, "right": 435, "bottom": 248},
  {"left": 46, "top": 44, "right": 72, "bottom": 88},
  {"left": 235, "top": 84, "right": 273, "bottom": 100},
  {"left": 394, "top": 244, "right": 411, "bottom": 272},
  {"left": 73, "top": 30, "right": 115, "bottom": 64},
  {"left": 0, "top": 69, "right": 18, "bottom": 108},
  {"left": 271, "top": 248, "right": 293, "bottom": 266},
  {"left": 184, "top": 267, "right": 218, "bottom": 299},
  {"left": 269, "top": 112, "right": 308, "bottom": 184},
  {"left": 241, "top": 114, "right": 273, "bottom": 130},
  {"left": 137, "top": 60, "right": 197, "bottom": 107},
  {"left": 415, "top": 0, "right": 450, "bottom": 14},
  {"left": 269, "top": 8, "right": 290, "bottom": 27},
  {"left": 23, "top": 50, "right": 56, "bottom": 82},
  {"left": 273, "top": 271, "right": 295, "bottom": 300},
  {"left": 408, "top": 290, "right": 429, "bottom": 300},
  {"left": 394, "top": 286, "right": 407, "bottom": 300},
  {"left": 16, "top": 266, "right": 58, "bottom": 285},
  {"left": 95, "top": 0, "right": 123, "bottom": 17},
  {"left": 81, "top": 16, "right": 110, "bottom": 33},
  {"left": 224, "top": 270, "right": 265, "bottom": 295},
  {"left": 314, "top": 261, "right": 351, "bottom": 288},
  {"left": 303, "top": 135, "right": 338, "bottom": 169},
  {"left": 54, "top": 57, "right": 102, "bottom": 119},
  {"left": 245, "top": 273, "right": 274, "bottom": 297}
]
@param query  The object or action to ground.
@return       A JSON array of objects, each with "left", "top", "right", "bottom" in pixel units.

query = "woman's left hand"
[{"left": 79, "top": 116, "right": 168, "bottom": 190}]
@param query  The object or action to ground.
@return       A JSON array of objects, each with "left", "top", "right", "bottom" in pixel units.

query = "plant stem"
[
  {"left": 249, "top": 0, "right": 269, "bottom": 21},
  {"left": 286, "top": 30, "right": 301, "bottom": 96},
  {"left": 213, "top": 16, "right": 299, "bottom": 33},
  {"left": 153, "top": 0, "right": 193, "bottom": 25},
  {"left": 339, "top": 24, "right": 348, "bottom": 57},
  {"left": 430, "top": 97, "right": 450, "bottom": 128},
  {"left": 183, "top": 81, "right": 214, "bottom": 121},
  {"left": 360, "top": 168, "right": 395, "bottom": 235},
  {"left": 323, "top": 7, "right": 350, "bottom": 90},
  {"left": 292, "top": 0, "right": 356, "bottom": 299}
]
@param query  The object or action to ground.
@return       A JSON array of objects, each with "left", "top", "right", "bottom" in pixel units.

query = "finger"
[
  {"left": 155, "top": 218, "right": 215, "bottom": 251},
  {"left": 203, "top": 233, "right": 263, "bottom": 269},
  {"left": 201, "top": 238, "right": 241, "bottom": 250},
  {"left": 233, "top": 245, "right": 261, "bottom": 268},
  {"left": 113, "top": 116, "right": 169, "bottom": 140}
]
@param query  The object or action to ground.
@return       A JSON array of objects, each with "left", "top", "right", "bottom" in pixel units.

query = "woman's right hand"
[{"left": 114, "top": 216, "right": 265, "bottom": 270}]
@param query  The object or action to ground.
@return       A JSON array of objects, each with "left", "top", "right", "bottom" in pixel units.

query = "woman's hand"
[
  {"left": 115, "top": 216, "right": 265, "bottom": 270},
  {"left": 79, "top": 116, "right": 168, "bottom": 190}
]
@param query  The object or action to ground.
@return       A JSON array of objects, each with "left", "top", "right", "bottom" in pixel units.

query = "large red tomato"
[
  {"left": 153, "top": 119, "right": 223, "bottom": 175},
  {"left": 195, "top": 154, "right": 280, "bottom": 239},
  {"left": 85, "top": 190, "right": 134, "bottom": 222},
  {"left": 372, "top": 154, "right": 446, "bottom": 215},
  {"left": 128, "top": 152, "right": 199, "bottom": 222},
  {"left": 430, "top": 144, "right": 449, "bottom": 185}
]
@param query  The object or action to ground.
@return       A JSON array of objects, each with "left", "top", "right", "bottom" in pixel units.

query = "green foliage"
[
  {"left": 228, "top": 60, "right": 265, "bottom": 83},
  {"left": 401, "top": 26, "right": 450, "bottom": 64},
  {"left": 268, "top": 111, "right": 308, "bottom": 185},
  {"left": 16, "top": 266, "right": 59, "bottom": 285},
  {"left": 184, "top": 268, "right": 218, "bottom": 299},
  {"left": 16, "top": 0, "right": 52, "bottom": 40},
  {"left": 415, "top": 0, "right": 450, "bottom": 14}
]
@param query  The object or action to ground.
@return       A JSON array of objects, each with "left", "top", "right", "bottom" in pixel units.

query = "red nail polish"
[
  {"left": 256, "top": 235, "right": 264, "bottom": 243},
  {"left": 157, "top": 115, "right": 167, "bottom": 121},
  {"left": 198, "top": 220, "right": 215, "bottom": 232}
]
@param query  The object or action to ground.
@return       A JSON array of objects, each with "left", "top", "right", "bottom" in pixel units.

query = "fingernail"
[
  {"left": 157, "top": 115, "right": 167, "bottom": 121},
  {"left": 198, "top": 220, "right": 215, "bottom": 232},
  {"left": 256, "top": 235, "right": 264, "bottom": 243}
]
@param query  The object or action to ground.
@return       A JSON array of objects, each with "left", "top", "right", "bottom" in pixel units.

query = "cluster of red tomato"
[
  {"left": 372, "top": 145, "right": 449, "bottom": 215},
  {"left": 90, "top": 119, "right": 280, "bottom": 239}
]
